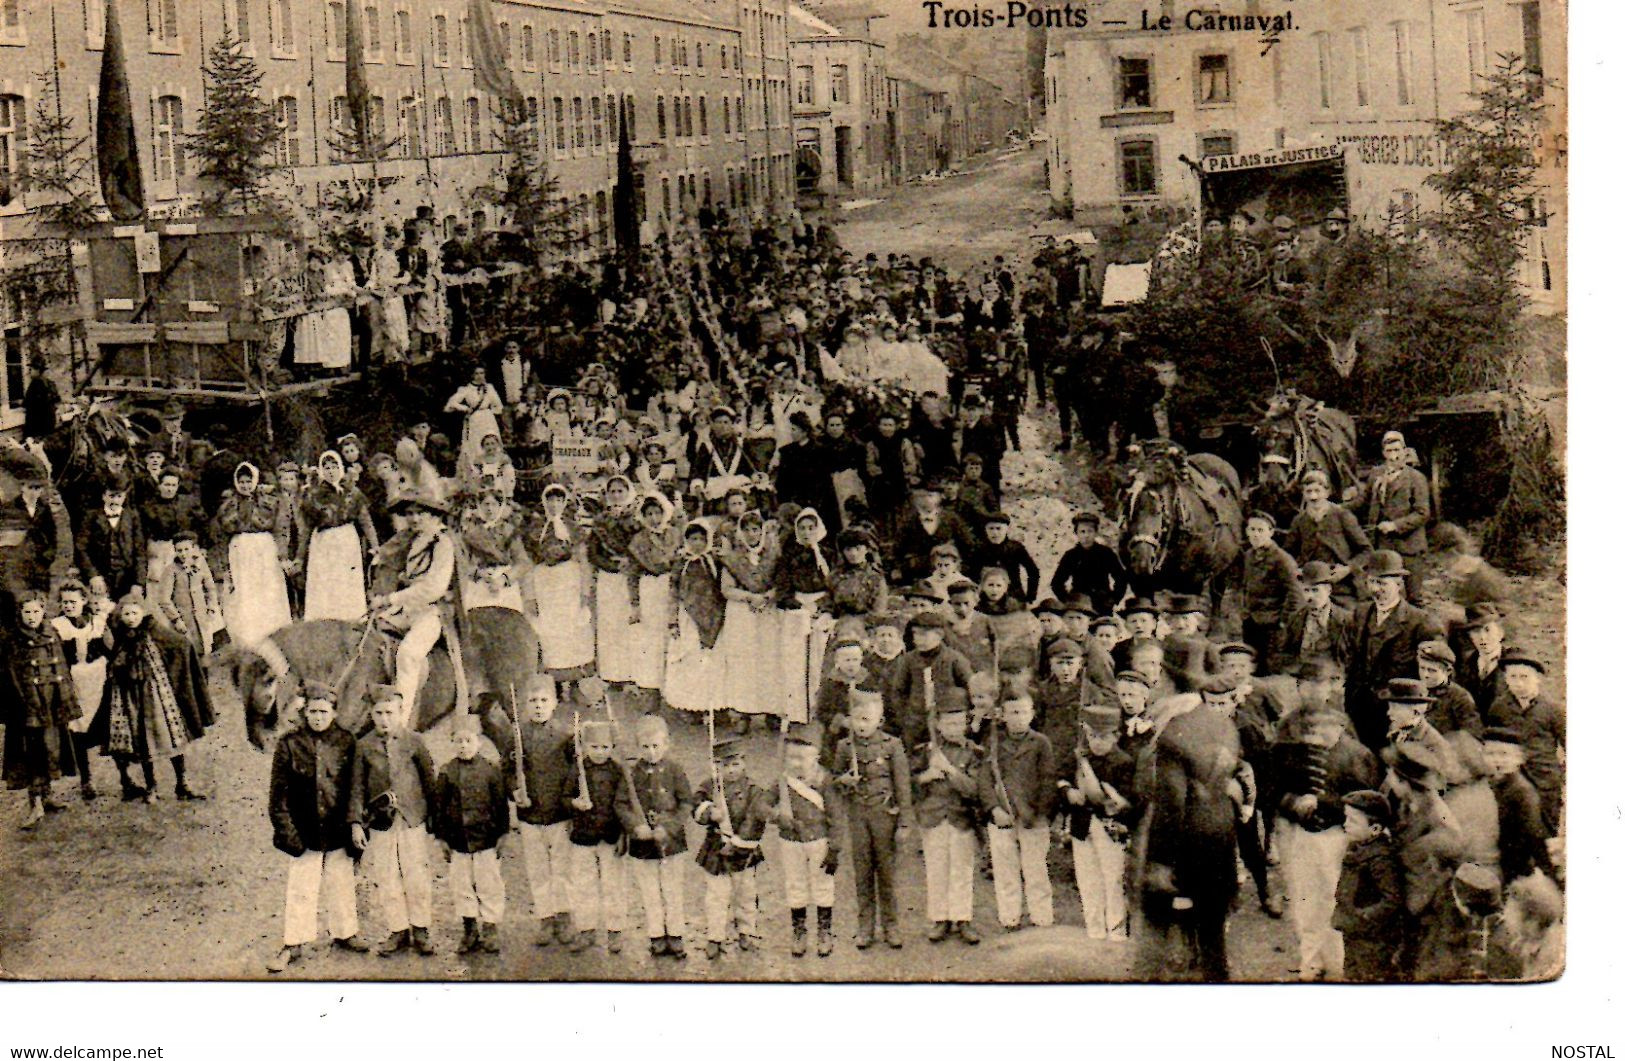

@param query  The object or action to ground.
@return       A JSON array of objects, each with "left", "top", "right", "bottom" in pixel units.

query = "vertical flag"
[
  {"left": 345, "top": 0, "right": 371, "bottom": 152},
  {"left": 612, "top": 97, "right": 639, "bottom": 257},
  {"left": 466, "top": 0, "right": 522, "bottom": 108},
  {"left": 95, "top": 0, "right": 145, "bottom": 221}
]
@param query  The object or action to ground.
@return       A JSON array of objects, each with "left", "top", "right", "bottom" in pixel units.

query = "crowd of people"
[{"left": 0, "top": 206, "right": 1562, "bottom": 983}]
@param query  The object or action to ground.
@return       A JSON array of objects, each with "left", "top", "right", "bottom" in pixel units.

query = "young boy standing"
[
  {"left": 1484, "top": 649, "right": 1564, "bottom": 834},
  {"left": 1331, "top": 790, "right": 1404, "bottom": 982},
  {"left": 567, "top": 718, "right": 627, "bottom": 954},
  {"left": 773, "top": 721, "right": 846, "bottom": 957},
  {"left": 694, "top": 736, "right": 772, "bottom": 959},
  {"left": 833, "top": 689, "right": 915, "bottom": 949},
  {"left": 616, "top": 714, "right": 694, "bottom": 959},
  {"left": 348, "top": 686, "right": 438, "bottom": 956},
  {"left": 512, "top": 680, "right": 576, "bottom": 947},
  {"left": 433, "top": 714, "right": 511, "bottom": 955},
  {"left": 912, "top": 690, "right": 983, "bottom": 944},
  {"left": 1058, "top": 705, "right": 1138, "bottom": 940},
  {"left": 978, "top": 694, "right": 1056, "bottom": 931},
  {"left": 267, "top": 688, "right": 363, "bottom": 973}
]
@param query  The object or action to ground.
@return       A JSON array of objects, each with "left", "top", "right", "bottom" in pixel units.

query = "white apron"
[
  {"left": 595, "top": 570, "right": 637, "bottom": 684},
  {"left": 664, "top": 608, "right": 720, "bottom": 713},
  {"left": 303, "top": 523, "right": 367, "bottom": 622},
  {"left": 53, "top": 614, "right": 108, "bottom": 735},
  {"left": 532, "top": 559, "right": 596, "bottom": 676},
  {"left": 775, "top": 593, "right": 826, "bottom": 724},
  {"left": 628, "top": 573, "right": 671, "bottom": 692},
  {"left": 224, "top": 531, "right": 292, "bottom": 647}
]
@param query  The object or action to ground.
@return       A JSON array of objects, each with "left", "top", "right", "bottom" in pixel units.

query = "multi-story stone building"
[
  {"left": 788, "top": 3, "right": 889, "bottom": 192},
  {"left": 0, "top": 0, "right": 796, "bottom": 420},
  {"left": 1043, "top": 0, "right": 1565, "bottom": 308}
]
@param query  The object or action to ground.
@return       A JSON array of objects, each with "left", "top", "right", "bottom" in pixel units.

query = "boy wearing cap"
[
  {"left": 833, "top": 689, "right": 915, "bottom": 949},
  {"left": 886, "top": 611, "right": 976, "bottom": 756},
  {"left": 863, "top": 613, "right": 908, "bottom": 683},
  {"left": 920, "top": 542, "right": 967, "bottom": 603},
  {"left": 773, "top": 721, "right": 846, "bottom": 957},
  {"left": 978, "top": 694, "right": 1057, "bottom": 932},
  {"left": 1111, "top": 597, "right": 1161, "bottom": 674},
  {"left": 970, "top": 512, "right": 1039, "bottom": 602},
  {"left": 433, "top": 714, "right": 511, "bottom": 955},
  {"left": 1484, "top": 651, "right": 1564, "bottom": 834},
  {"left": 1049, "top": 511, "right": 1129, "bottom": 616},
  {"left": 1364, "top": 430, "right": 1431, "bottom": 595},
  {"left": 348, "top": 687, "right": 438, "bottom": 957},
  {"left": 1282, "top": 470, "right": 1369, "bottom": 605},
  {"left": 944, "top": 577, "right": 996, "bottom": 672},
  {"left": 912, "top": 690, "right": 983, "bottom": 944},
  {"left": 694, "top": 736, "right": 773, "bottom": 958},
  {"left": 1162, "top": 595, "right": 1220, "bottom": 692},
  {"left": 1480, "top": 727, "right": 1556, "bottom": 883},
  {"left": 1386, "top": 741, "right": 1470, "bottom": 976},
  {"left": 1058, "top": 705, "right": 1137, "bottom": 940},
  {"left": 815, "top": 638, "right": 876, "bottom": 767},
  {"left": 1456, "top": 603, "right": 1509, "bottom": 712},
  {"left": 1231, "top": 511, "right": 1302, "bottom": 672},
  {"left": 1034, "top": 638, "right": 1113, "bottom": 750},
  {"left": 1415, "top": 641, "right": 1483, "bottom": 738},
  {"left": 1332, "top": 790, "right": 1404, "bottom": 981},
  {"left": 616, "top": 714, "right": 694, "bottom": 959},
  {"left": 1271, "top": 703, "right": 1380, "bottom": 979},
  {"left": 1270, "top": 561, "right": 1353, "bottom": 676},
  {"left": 266, "top": 686, "right": 363, "bottom": 972},
  {"left": 566, "top": 718, "right": 628, "bottom": 954}
]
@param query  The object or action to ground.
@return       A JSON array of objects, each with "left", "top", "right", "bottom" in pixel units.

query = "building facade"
[
  {"left": 1044, "top": 0, "right": 1565, "bottom": 309},
  {"left": 788, "top": 4, "right": 889, "bottom": 192}
]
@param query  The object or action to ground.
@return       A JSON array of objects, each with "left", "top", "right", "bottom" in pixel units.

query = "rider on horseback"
[{"left": 374, "top": 490, "right": 456, "bottom": 726}]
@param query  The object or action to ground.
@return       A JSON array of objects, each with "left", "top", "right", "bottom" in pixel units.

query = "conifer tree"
[{"left": 186, "top": 34, "right": 282, "bottom": 213}]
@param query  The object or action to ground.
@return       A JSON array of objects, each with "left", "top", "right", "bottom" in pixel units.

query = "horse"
[
  {"left": 1247, "top": 391, "right": 1359, "bottom": 525},
  {"left": 1117, "top": 442, "right": 1243, "bottom": 600},
  {"left": 230, "top": 605, "right": 543, "bottom": 749}
]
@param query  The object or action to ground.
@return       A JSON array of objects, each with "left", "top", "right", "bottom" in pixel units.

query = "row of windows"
[{"left": 1114, "top": 53, "right": 1233, "bottom": 110}]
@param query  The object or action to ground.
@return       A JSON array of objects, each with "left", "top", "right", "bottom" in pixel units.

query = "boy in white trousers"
[
  {"left": 772, "top": 721, "right": 846, "bottom": 957},
  {"left": 615, "top": 714, "right": 694, "bottom": 959},
  {"left": 1057, "top": 704, "right": 1138, "bottom": 940},
  {"left": 348, "top": 686, "right": 438, "bottom": 956},
  {"left": 912, "top": 690, "right": 984, "bottom": 944},
  {"left": 511, "top": 679, "right": 577, "bottom": 947},
  {"left": 566, "top": 718, "right": 628, "bottom": 954},
  {"left": 433, "top": 714, "right": 511, "bottom": 955},
  {"left": 977, "top": 695, "right": 1056, "bottom": 931},
  {"left": 267, "top": 686, "right": 364, "bottom": 972}
]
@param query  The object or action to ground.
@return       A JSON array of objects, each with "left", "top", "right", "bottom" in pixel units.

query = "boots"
[
  {"left": 789, "top": 908, "right": 808, "bottom": 957},
  {"left": 650, "top": 935, "right": 670, "bottom": 958},
  {"left": 552, "top": 912, "right": 576, "bottom": 948},
  {"left": 955, "top": 921, "right": 980, "bottom": 945},
  {"left": 606, "top": 930, "right": 622, "bottom": 954},
  {"left": 119, "top": 764, "right": 145, "bottom": 802},
  {"left": 667, "top": 935, "right": 687, "bottom": 960},
  {"left": 72, "top": 735, "right": 96, "bottom": 801},
  {"left": 375, "top": 930, "right": 411, "bottom": 957},
  {"left": 536, "top": 915, "right": 557, "bottom": 947},
  {"left": 411, "top": 926, "right": 436, "bottom": 955},
  {"left": 927, "top": 921, "right": 950, "bottom": 943},
  {"left": 816, "top": 906, "right": 835, "bottom": 957},
  {"left": 173, "top": 755, "right": 205, "bottom": 801},
  {"left": 20, "top": 795, "right": 44, "bottom": 830},
  {"left": 705, "top": 940, "right": 723, "bottom": 960},
  {"left": 141, "top": 761, "right": 158, "bottom": 803},
  {"left": 479, "top": 921, "right": 500, "bottom": 953},
  {"left": 456, "top": 917, "right": 480, "bottom": 954},
  {"left": 266, "top": 943, "right": 303, "bottom": 973}
]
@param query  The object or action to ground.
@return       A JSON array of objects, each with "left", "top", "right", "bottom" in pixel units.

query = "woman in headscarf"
[
  {"left": 85, "top": 591, "right": 214, "bottom": 804},
  {"left": 587, "top": 475, "right": 640, "bottom": 687},
  {"left": 460, "top": 488, "right": 527, "bottom": 613},
  {"left": 459, "top": 429, "right": 517, "bottom": 500},
  {"left": 211, "top": 462, "right": 291, "bottom": 649},
  {"left": 716, "top": 509, "right": 782, "bottom": 728},
  {"left": 626, "top": 491, "right": 679, "bottom": 707},
  {"left": 300, "top": 450, "right": 378, "bottom": 622},
  {"left": 293, "top": 243, "right": 356, "bottom": 371},
  {"left": 664, "top": 520, "right": 727, "bottom": 717},
  {"left": 521, "top": 483, "right": 595, "bottom": 693},
  {"left": 770, "top": 507, "right": 836, "bottom": 725}
]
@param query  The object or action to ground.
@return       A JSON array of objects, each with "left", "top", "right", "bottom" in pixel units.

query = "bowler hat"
[
  {"left": 1380, "top": 677, "right": 1434, "bottom": 704},
  {"left": 1034, "top": 597, "right": 1064, "bottom": 615},
  {"left": 1168, "top": 594, "right": 1208, "bottom": 616},
  {"left": 1063, "top": 596, "right": 1096, "bottom": 616},
  {"left": 1122, "top": 596, "right": 1158, "bottom": 617},
  {"left": 1081, "top": 705, "right": 1121, "bottom": 732},
  {"left": 1500, "top": 646, "right": 1546, "bottom": 674},
  {"left": 1461, "top": 602, "right": 1501, "bottom": 631},
  {"left": 911, "top": 611, "right": 950, "bottom": 630},
  {"left": 1300, "top": 560, "right": 1335, "bottom": 585},
  {"left": 1366, "top": 550, "right": 1408, "bottom": 579}
]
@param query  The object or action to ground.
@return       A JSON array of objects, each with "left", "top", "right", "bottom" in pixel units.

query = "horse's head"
[
  {"left": 1120, "top": 475, "right": 1172, "bottom": 577},
  {"left": 217, "top": 645, "right": 285, "bottom": 750}
]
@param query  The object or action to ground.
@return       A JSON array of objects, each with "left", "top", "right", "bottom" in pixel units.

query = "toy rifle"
[
  {"left": 510, "top": 683, "right": 529, "bottom": 809},
  {"left": 923, "top": 666, "right": 939, "bottom": 760},
  {"left": 778, "top": 714, "right": 792, "bottom": 814},
  {"left": 572, "top": 710, "right": 592, "bottom": 811},
  {"left": 989, "top": 715, "right": 1014, "bottom": 822},
  {"left": 706, "top": 706, "right": 737, "bottom": 843}
]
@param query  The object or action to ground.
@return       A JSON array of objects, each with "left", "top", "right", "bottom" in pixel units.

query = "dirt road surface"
[{"left": 0, "top": 147, "right": 1563, "bottom": 984}]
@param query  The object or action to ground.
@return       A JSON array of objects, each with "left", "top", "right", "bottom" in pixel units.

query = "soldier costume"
[
  {"left": 772, "top": 722, "right": 847, "bottom": 957},
  {"left": 911, "top": 689, "right": 984, "bottom": 943},
  {"left": 693, "top": 737, "right": 773, "bottom": 957},
  {"left": 615, "top": 745, "right": 695, "bottom": 958},
  {"left": 833, "top": 699, "right": 915, "bottom": 949}
]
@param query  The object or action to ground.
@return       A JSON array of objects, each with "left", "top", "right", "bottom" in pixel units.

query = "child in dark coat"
[
  {"left": 266, "top": 685, "right": 362, "bottom": 972},
  {"left": 511, "top": 678, "right": 578, "bottom": 946},
  {"left": 566, "top": 717, "right": 627, "bottom": 954},
  {"left": 1332, "top": 790, "right": 1405, "bottom": 982},
  {"left": 694, "top": 735, "right": 773, "bottom": 959},
  {"left": 433, "top": 714, "right": 511, "bottom": 954}
]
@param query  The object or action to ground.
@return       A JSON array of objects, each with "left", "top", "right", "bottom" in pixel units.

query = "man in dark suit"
[
  {"left": 1270, "top": 561, "right": 1355, "bottom": 676},
  {"left": 1345, "top": 550, "right": 1441, "bottom": 751},
  {"left": 0, "top": 476, "right": 62, "bottom": 613},
  {"left": 75, "top": 479, "right": 148, "bottom": 600},
  {"left": 1162, "top": 593, "right": 1219, "bottom": 692}
]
